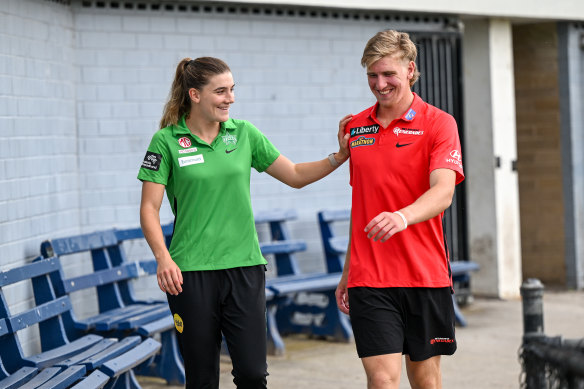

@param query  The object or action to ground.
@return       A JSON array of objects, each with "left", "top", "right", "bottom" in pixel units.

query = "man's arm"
[
  {"left": 335, "top": 217, "right": 352, "bottom": 314},
  {"left": 365, "top": 168, "right": 456, "bottom": 242}
]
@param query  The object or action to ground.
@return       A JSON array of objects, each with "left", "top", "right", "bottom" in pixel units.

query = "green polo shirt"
[{"left": 138, "top": 116, "right": 280, "bottom": 271}]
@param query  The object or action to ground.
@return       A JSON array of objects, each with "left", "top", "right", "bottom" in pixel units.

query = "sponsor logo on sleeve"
[
  {"left": 350, "top": 125, "right": 380, "bottom": 137},
  {"left": 141, "top": 151, "right": 163, "bottom": 171},
  {"left": 350, "top": 136, "right": 375, "bottom": 148},
  {"left": 445, "top": 149, "right": 463, "bottom": 168},
  {"left": 178, "top": 137, "right": 192, "bottom": 148},
  {"left": 178, "top": 154, "right": 204, "bottom": 167}
]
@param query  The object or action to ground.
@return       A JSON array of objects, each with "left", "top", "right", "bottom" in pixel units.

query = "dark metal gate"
[{"left": 410, "top": 31, "right": 468, "bottom": 262}]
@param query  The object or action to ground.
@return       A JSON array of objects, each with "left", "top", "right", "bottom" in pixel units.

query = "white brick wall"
[
  {"left": 0, "top": 0, "right": 78, "bottom": 265},
  {"left": 0, "top": 0, "right": 78, "bottom": 355}
]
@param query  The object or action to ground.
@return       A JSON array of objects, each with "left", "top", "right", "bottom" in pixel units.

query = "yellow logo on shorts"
[{"left": 174, "top": 313, "right": 184, "bottom": 333}]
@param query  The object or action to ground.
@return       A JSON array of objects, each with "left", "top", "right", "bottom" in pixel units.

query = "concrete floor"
[{"left": 138, "top": 290, "right": 584, "bottom": 389}]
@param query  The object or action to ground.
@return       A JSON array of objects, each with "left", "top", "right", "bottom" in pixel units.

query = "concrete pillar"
[{"left": 463, "top": 18, "right": 522, "bottom": 298}]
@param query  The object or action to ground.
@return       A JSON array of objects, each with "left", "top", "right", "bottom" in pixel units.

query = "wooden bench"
[
  {"left": 0, "top": 257, "right": 160, "bottom": 389},
  {"left": 317, "top": 209, "right": 480, "bottom": 327},
  {"left": 256, "top": 209, "right": 353, "bottom": 353},
  {"left": 40, "top": 228, "right": 184, "bottom": 385}
]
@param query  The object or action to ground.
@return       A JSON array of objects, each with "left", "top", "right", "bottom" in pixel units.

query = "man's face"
[{"left": 366, "top": 55, "right": 414, "bottom": 109}]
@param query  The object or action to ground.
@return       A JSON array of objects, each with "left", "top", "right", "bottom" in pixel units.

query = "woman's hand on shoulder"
[{"left": 337, "top": 114, "right": 352, "bottom": 161}]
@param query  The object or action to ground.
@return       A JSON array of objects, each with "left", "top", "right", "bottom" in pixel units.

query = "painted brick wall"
[
  {"left": 513, "top": 23, "right": 566, "bottom": 284},
  {"left": 0, "top": 0, "right": 78, "bottom": 355}
]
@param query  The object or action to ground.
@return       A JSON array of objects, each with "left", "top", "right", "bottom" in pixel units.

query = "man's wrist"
[{"left": 393, "top": 211, "right": 408, "bottom": 229}]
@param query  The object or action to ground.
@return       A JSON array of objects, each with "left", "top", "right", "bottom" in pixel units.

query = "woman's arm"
[
  {"left": 140, "top": 181, "right": 183, "bottom": 295},
  {"left": 265, "top": 114, "right": 352, "bottom": 188}
]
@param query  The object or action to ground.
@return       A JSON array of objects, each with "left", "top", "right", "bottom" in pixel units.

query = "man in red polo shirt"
[{"left": 335, "top": 30, "right": 464, "bottom": 389}]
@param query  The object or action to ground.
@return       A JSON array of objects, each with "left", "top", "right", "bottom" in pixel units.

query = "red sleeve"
[{"left": 428, "top": 113, "right": 464, "bottom": 184}]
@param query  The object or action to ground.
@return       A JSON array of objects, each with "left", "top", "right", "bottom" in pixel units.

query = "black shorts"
[{"left": 348, "top": 287, "right": 457, "bottom": 361}]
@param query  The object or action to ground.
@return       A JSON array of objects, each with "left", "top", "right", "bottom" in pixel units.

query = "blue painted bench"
[
  {"left": 317, "top": 209, "right": 480, "bottom": 327},
  {"left": 40, "top": 228, "right": 184, "bottom": 385},
  {"left": 256, "top": 209, "right": 353, "bottom": 353},
  {"left": 0, "top": 257, "right": 160, "bottom": 389}
]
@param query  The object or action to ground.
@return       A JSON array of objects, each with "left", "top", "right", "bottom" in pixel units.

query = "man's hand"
[{"left": 364, "top": 211, "right": 407, "bottom": 242}]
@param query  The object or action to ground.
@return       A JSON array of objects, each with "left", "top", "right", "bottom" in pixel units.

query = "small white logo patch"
[
  {"left": 178, "top": 147, "right": 198, "bottom": 154},
  {"left": 178, "top": 137, "right": 192, "bottom": 148},
  {"left": 178, "top": 155, "right": 204, "bottom": 167}
]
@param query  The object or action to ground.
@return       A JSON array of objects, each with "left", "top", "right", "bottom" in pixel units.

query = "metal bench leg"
[
  {"left": 266, "top": 303, "right": 285, "bottom": 356},
  {"left": 452, "top": 294, "right": 468, "bottom": 327},
  {"left": 135, "top": 331, "right": 185, "bottom": 385}
]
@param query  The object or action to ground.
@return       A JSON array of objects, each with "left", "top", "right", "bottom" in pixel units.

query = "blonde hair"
[
  {"left": 361, "top": 30, "right": 420, "bottom": 87},
  {"left": 159, "top": 57, "right": 231, "bottom": 129}
]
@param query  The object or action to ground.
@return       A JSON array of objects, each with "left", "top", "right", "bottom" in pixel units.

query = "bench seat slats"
[
  {"left": 74, "top": 304, "right": 151, "bottom": 330},
  {"left": 254, "top": 209, "right": 297, "bottom": 224},
  {"left": 328, "top": 236, "right": 349, "bottom": 254},
  {"left": 19, "top": 367, "right": 63, "bottom": 389},
  {"left": 24, "top": 335, "right": 103, "bottom": 369},
  {"left": 137, "top": 315, "right": 174, "bottom": 337},
  {"left": 99, "top": 338, "right": 161, "bottom": 378},
  {"left": 0, "top": 367, "right": 38, "bottom": 389},
  {"left": 451, "top": 261, "right": 480, "bottom": 275},
  {"left": 268, "top": 273, "right": 342, "bottom": 295},
  {"left": 107, "top": 305, "right": 171, "bottom": 331},
  {"left": 78, "top": 336, "right": 141, "bottom": 371},
  {"left": 55, "top": 339, "right": 117, "bottom": 368},
  {"left": 319, "top": 209, "right": 351, "bottom": 222},
  {"left": 69, "top": 369, "right": 110, "bottom": 389},
  {"left": 34, "top": 365, "right": 87, "bottom": 389},
  {"left": 259, "top": 240, "right": 307, "bottom": 255}
]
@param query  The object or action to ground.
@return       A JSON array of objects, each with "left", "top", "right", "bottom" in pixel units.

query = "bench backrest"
[
  {"left": 317, "top": 209, "right": 350, "bottom": 273},
  {"left": 41, "top": 229, "right": 132, "bottom": 316},
  {"left": 254, "top": 209, "right": 305, "bottom": 276},
  {"left": 0, "top": 257, "right": 72, "bottom": 378}
]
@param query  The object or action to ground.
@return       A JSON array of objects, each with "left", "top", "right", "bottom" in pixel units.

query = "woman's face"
[{"left": 192, "top": 71, "right": 235, "bottom": 123}]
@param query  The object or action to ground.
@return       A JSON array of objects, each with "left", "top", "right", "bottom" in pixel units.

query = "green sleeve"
[
  {"left": 247, "top": 122, "right": 281, "bottom": 172},
  {"left": 137, "top": 130, "right": 172, "bottom": 185}
]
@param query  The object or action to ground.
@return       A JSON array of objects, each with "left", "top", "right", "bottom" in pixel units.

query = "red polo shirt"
[{"left": 347, "top": 93, "right": 464, "bottom": 288}]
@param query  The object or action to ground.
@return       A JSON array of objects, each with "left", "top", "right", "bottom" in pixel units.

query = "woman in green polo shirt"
[{"left": 139, "top": 57, "right": 350, "bottom": 389}]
